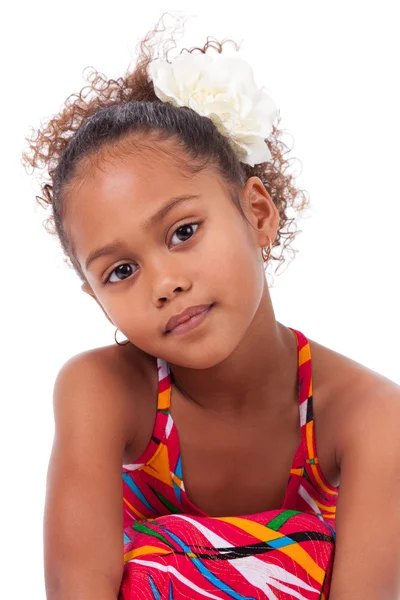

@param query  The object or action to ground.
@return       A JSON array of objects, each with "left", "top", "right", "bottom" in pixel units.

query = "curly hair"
[{"left": 21, "top": 13, "right": 310, "bottom": 286}]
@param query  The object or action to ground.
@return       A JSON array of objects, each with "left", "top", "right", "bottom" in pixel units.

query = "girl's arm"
[
  {"left": 44, "top": 351, "right": 135, "bottom": 599},
  {"left": 329, "top": 378, "right": 400, "bottom": 599}
]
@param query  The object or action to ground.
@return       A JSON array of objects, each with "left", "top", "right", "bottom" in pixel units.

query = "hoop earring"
[
  {"left": 114, "top": 328, "right": 130, "bottom": 346},
  {"left": 261, "top": 236, "right": 272, "bottom": 262}
]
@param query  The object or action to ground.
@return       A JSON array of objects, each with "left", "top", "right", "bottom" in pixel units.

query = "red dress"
[{"left": 120, "top": 328, "right": 339, "bottom": 599}]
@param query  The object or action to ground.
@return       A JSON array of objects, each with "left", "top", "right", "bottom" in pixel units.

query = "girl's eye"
[
  {"left": 104, "top": 222, "right": 200, "bottom": 285},
  {"left": 170, "top": 222, "right": 199, "bottom": 247},
  {"left": 105, "top": 263, "right": 138, "bottom": 285}
]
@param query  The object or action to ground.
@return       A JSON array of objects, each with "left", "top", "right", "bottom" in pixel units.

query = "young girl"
[{"left": 23, "top": 16, "right": 400, "bottom": 600}]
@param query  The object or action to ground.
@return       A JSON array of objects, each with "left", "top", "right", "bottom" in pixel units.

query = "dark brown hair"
[{"left": 22, "top": 13, "right": 310, "bottom": 286}]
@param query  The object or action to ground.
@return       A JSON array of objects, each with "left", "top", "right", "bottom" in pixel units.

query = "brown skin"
[
  {"left": 63, "top": 140, "right": 375, "bottom": 515},
  {"left": 105, "top": 335, "right": 340, "bottom": 517},
  {"left": 49, "top": 139, "right": 400, "bottom": 598},
  {"left": 69, "top": 143, "right": 298, "bottom": 405}
]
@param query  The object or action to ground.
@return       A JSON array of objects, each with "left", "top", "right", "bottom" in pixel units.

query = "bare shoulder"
[
  {"left": 54, "top": 341, "right": 156, "bottom": 452},
  {"left": 308, "top": 335, "right": 400, "bottom": 462},
  {"left": 308, "top": 335, "right": 399, "bottom": 398}
]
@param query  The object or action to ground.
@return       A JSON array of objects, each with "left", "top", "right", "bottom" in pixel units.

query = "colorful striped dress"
[{"left": 120, "top": 328, "right": 339, "bottom": 599}]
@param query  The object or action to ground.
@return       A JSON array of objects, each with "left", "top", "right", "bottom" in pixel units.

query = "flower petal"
[{"left": 148, "top": 50, "right": 277, "bottom": 166}]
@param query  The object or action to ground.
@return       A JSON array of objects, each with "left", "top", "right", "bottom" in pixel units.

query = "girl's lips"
[
  {"left": 164, "top": 303, "right": 213, "bottom": 332},
  {"left": 166, "top": 304, "right": 213, "bottom": 335}
]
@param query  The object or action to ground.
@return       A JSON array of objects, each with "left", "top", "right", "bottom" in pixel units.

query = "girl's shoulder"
[
  {"left": 308, "top": 335, "right": 398, "bottom": 407},
  {"left": 97, "top": 342, "right": 159, "bottom": 461},
  {"left": 307, "top": 336, "right": 399, "bottom": 465},
  {"left": 55, "top": 342, "right": 157, "bottom": 459}
]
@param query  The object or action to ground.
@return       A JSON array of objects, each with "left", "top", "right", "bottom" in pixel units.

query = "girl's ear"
[
  {"left": 81, "top": 282, "right": 114, "bottom": 325},
  {"left": 241, "top": 176, "right": 279, "bottom": 247}
]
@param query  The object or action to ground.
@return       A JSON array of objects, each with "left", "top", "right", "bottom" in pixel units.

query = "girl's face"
[{"left": 66, "top": 142, "right": 278, "bottom": 368}]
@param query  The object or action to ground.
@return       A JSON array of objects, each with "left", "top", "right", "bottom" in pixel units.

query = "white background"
[{"left": 1, "top": 1, "right": 399, "bottom": 597}]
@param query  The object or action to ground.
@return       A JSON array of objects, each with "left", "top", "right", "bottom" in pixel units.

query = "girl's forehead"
[
  {"left": 77, "top": 150, "right": 189, "bottom": 196},
  {"left": 65, "top": 151, "right": 234, "bottom": 267},
  {"left": 69, "top": 146, "right": 230, "bottom": 219}
]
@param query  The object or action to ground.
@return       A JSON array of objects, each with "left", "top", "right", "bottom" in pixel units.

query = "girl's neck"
[{"left": 168, "top": 296, "right": 298, "bottom": 417}]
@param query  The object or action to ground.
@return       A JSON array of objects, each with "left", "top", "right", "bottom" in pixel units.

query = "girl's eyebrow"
[
  {"left": 142, "top": 194, "right": 200, "bottom": 232},
  {"left": 84, "top": 194, "right": 200, "bottom": 272}
]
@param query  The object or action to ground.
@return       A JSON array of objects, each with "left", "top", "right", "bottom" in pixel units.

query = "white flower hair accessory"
[{"left": 148, "top": 51, "right": 278, "bottom": 167}]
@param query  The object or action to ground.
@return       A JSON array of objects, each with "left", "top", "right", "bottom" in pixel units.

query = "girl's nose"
[{"left": 149, "top": 258, "right": 192, "bottom": 306}]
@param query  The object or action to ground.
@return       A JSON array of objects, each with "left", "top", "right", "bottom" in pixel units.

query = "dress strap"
[
  {"left": 122, "top": 358, "right": 173, "bottom": 472},
  {"left": 151, "top": 358, "right": 172, "bottom": 443},
  {"left": 157, "top": 358, "right": 171, "bottom": 410},
  {"left": 288, "top": 327, "right": 315, "bottom": 458},
  {"left": 289, "top": 328, "right": 339, "bottom": 497}
]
